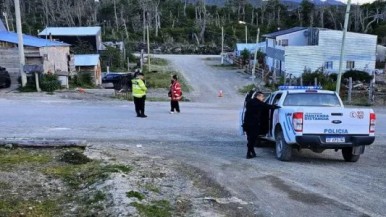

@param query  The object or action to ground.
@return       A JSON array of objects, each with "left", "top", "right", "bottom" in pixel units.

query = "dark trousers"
[
  {"left": 133, "top": 96, "right": 146, "bottom": 116},
  {"left": 245, "top": 127, "right": 259, "bottom": 156},
  {"left": 170, "top": 100, "right": 180, "bottom": 112}
]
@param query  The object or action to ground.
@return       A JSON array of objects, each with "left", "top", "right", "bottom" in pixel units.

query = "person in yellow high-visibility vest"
[{"left": 132, "top": 73, "right": 148, "bottom": 118}]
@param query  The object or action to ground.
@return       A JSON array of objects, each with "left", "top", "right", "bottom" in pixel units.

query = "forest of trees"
[{"left": 0, "top": 0, "right": 385, "bottom": 53}]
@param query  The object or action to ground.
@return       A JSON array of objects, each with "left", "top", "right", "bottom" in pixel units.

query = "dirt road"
[
  {"left": 157, "top": 54, "right": 251, "bottom": 104},
  {"left": 1, "top": 55, "right": 385, "bottom": 216}
]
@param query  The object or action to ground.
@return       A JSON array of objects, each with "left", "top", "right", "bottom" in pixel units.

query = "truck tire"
[
  {"left": 342, "top": 148, "right": 360, "bottom": 162},
  {"left": 275, "top": 130, "right": 292, "bottom": 161},
  {"left": 5, "top": 78, "right": 11, "bottom": 88}
]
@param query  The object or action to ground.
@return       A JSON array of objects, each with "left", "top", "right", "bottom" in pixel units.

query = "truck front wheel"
[
  {"left": 275, "top": 130, "right": 292, "bottom": 161},
  {"left": 342, "top": 147, "right": 361, "bottom": 162}
]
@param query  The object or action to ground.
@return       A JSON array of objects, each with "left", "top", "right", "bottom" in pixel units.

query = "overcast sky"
[{"left": 340, "top": 0, "right": 376, "bottom": 4}]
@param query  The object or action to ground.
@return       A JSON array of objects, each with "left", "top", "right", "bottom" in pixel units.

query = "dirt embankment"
[{"left": 0, "top": 143, "right": 256, "bottom": 217}]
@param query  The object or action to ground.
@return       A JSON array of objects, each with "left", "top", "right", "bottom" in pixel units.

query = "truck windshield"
[{"left": 283, "top": 93, "right": 341, "bottom": 107}]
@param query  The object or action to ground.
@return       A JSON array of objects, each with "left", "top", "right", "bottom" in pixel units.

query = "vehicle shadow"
[{"left": 256, "top": 140, "right": 346, "bottom": 163}]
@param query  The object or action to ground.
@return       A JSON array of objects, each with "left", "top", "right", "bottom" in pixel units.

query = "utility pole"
[
  {"left": 147, "top": 25, "right": 150, "bottom": 72},
  {"left": 336, "top": 0, "right": 351, "bottom": 93},
  {"left": 14, "top": 0, "right": 27, "bottom": 87},
  {"left": 221, "top": 26, "right": 224, "bottom": 65},
  {"left": 252, "top": 28, "right": 260, "bottom": 82},
  {"left": 245, "top": 25, "right": 248, "bottom": 44}
]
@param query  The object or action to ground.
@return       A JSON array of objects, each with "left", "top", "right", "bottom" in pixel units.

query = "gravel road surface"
[{"left": 0, "top": 55, "right": 385, "bottom": 217}]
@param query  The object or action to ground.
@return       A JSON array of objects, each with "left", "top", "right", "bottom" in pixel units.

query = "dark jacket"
[{"left": 243, "top": 98, "right": 278, "bottom": 130}]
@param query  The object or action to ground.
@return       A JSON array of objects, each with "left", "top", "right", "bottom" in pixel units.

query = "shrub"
[
  {"left": 240, "top": 48, "right": 251, "bottom": 65},
  {"left": 302, "top": 68, "right": 333, "bottom": 86},
  {"left": 70, "top": 72, "right": 94, "bottom": 88},
  {"left": 60, "top": 150, "right": 91, "bottom": 165},
  {"left": 329, "top": 70, "right": 372, "bottom": 83},
  {"left": 17, "top": 75, "right": 38, "bottom": 92},
  {"left": 343, "top": 70, "right": 372, "bottom": 83},
  {"left": 40, "top": 73, "right": 61, "bottom": 92}
]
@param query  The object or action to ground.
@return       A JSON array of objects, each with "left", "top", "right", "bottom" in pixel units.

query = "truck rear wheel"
[
  {"left": 275, "top": 130, "right": 292, "bottom": 161},
  {"left": 5, "top": 78, "right": 11, "bottom": 88},
  {"left": 342, "top": 148, "right": 360, "bottom": 162}
]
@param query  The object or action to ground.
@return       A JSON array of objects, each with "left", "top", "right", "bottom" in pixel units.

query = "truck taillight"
[
  {"left": 370, "top": 113, "right": 376, "bottom": 133},
  {"left": 293, "top": 112, "right": 303, "bottom": 132}
]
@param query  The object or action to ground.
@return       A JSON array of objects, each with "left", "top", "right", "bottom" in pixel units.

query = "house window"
[
  {"left": 346, "top": 61, "right": 355, "bottom": 69},
  {"left": 281, "top": 39, "right": 288, "bottom": 46},
  {"left": 324, "top": 61, "right": 333, "bottom": 69}
]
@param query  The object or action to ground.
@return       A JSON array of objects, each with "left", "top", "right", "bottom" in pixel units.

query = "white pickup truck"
[{"left": 249, "top": 86, "right": 376, "bottom": 162}]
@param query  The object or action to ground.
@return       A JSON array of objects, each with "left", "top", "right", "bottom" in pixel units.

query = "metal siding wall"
[
  {"left": 0, "top": 47, "right": 41, "bottom": 75},
  {"left": 283, "top": 30, "right": 377, "bottom": 77},
  {"left": 276, "top": 30, "right": 308, "bottom": 46},
  {"left": 285, "top": 46, "right": 324, "bottom": 77},
  {"left": 319, "top": 30, "right": 376, "bottom": 70}
]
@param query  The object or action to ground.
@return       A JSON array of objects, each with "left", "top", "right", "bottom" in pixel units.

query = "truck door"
[
  {"left": 259, "top": 94, "right": 271, "bottom": 135},
  {"left": 268, "top": 93, "right": 282, "bottom": 137}
]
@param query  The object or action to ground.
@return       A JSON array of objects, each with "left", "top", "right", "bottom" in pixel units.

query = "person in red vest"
[{"left": 169, "top": 74, "right": 182, "bottom": 114}]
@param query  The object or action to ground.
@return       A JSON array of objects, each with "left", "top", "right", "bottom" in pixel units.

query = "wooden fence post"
[{"left": 368, "top": 80, "right": 373, "bottom": 104}]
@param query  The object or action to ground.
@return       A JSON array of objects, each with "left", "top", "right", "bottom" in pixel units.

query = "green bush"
[
  {"left": 240, "top": 48, "right": 251, "bottom": 65},
  {"left": 70, "top": 72, "right": 94, "bottom": 88},
  {"left": 17, "top": 75, "right": 37, "bottom": 92},
  {"left": 329, "top": 70, "right": 372, "bottom": 83},
  {"left": 40, "top": 73, "right": 61, "bottom": 92},
  {"left": 302, "top": 68, "right": 333, "bottom": 86},
  {"left": 344, "top": 70, "right": 372, "bottom": 83}
]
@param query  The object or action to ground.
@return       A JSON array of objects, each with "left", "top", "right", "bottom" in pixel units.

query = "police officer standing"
[
  {"left": 132, "top": 73, "right": 148, "bottom": 118},
  {"left": 243, "top": 91, "right": 280, "bottom": 159}
]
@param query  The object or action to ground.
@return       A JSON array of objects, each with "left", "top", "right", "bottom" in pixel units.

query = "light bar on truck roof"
[{"left": 278, "top": 86, "right": 322, "bottom": 90}]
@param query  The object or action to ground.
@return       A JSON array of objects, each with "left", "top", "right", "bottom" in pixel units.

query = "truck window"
[
  {"left": 264, "top": 94, "right": 272, "bottom": 104},
  {"left": 283, "top": 93, "right": 341, "bottom": 107},
  {"left": 272, "top": 93, "right": 282, "bottom": 105}
]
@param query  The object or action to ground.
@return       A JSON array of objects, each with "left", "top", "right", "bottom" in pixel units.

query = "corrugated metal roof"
[
  {"left": 0, "top": 31, "right": 70, "bottom": 47},
  {"left": 263, "top": 27, "right": 308, "bottom": 38},
  {"left": 74, "top": 54, "right": 100, "bottom": 66},
  {"left": 38, "top": 27, "right": 101, "bottom": 36}
]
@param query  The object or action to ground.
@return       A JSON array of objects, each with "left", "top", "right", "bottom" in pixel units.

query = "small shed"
[{"left": 74, "top": 54, "right": 101, "bottom": 85}]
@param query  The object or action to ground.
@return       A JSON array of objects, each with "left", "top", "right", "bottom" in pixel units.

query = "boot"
[{"left": 246, "top": 152, "right": 253, "bottom": 159}]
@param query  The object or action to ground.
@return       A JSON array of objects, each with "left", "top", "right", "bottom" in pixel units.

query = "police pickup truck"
[{"left": 252, "top": 86, "right": 376, "bottom": 162}]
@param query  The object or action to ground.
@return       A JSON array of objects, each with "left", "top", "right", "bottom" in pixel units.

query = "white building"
[{"left": 263, "top": 27, "right": 377, "bottom": 77}]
